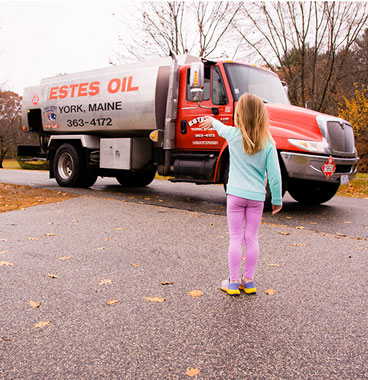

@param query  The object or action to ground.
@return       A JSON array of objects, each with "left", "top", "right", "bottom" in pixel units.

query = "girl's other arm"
[{"left": 266, "top": 143, "right": 283, "bottom": 214}]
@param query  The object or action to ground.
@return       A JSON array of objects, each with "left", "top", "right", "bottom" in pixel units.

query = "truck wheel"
[
  {"left": 222, "top": 161, "right": 229, "bottom": 192},
  {"left": 264, "top": 173, "right": 286, "bottom": 211},
  {"left": 78, "top": 172, "right": 98, "bottom": 188},
  {"left": 116, "top": 165, "right": 156, "bottom": 187},
  {"left": 288, "top": 179, "right": 340, "bottom": 205},
  {"left": 54, "top": 143, "right": 97, "bottom": 188},
  {"left": 54, "top": 144, "right": 81, "bottom": 187}
]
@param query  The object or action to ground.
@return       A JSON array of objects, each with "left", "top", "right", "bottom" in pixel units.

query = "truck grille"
[{"left": 327, "top": 121, "right": 355, "bottom": 155}]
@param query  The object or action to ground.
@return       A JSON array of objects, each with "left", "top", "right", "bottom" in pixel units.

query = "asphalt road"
[
  {"left": 1, "top": 169, "right": 368, "bottom": 380},
  {"left": 1, "top": 168, "right": 367, "bottom": 239}
]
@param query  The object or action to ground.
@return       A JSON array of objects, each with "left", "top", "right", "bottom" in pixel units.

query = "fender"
[
  {"left": 213, "top": 141, "right": 229, "bottom": 183},
  {"left": 48, "top": 135, "right": 100, "bottom": 149}
]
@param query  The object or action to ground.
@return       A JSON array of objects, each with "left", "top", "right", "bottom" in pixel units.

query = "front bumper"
[{"left": 280, "top": 151, "right": 360, "bottom": 183}]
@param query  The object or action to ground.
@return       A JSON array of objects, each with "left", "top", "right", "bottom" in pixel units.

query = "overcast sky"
[{"left": 0, "top": 0, "right": 126, "bottom": 94}]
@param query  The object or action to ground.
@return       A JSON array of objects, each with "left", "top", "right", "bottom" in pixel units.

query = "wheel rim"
[{"left": 58, "top": 152, "right": 74, "bottom": 180}]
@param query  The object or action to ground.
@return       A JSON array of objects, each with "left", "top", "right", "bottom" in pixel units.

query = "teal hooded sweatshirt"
[{"left": 212, "top": 119, "right": 282, "bottom": 205}]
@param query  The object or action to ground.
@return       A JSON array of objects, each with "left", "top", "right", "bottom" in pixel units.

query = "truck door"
[{"left": 176, "top": 64, "right": 232, "bottom": 151}]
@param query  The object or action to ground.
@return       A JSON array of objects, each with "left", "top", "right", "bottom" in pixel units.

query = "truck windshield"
[{"left": 224, "top": 63, "right": 290, "bottom": 104}]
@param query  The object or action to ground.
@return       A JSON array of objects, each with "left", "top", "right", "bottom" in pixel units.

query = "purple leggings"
[{"left": 227, "top": 194, "right": 264, "bottom": 281}]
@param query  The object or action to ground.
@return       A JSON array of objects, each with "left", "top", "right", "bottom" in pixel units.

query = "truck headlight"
[{"left": 288, "top": 138, "right": 330, "bottom": 154}]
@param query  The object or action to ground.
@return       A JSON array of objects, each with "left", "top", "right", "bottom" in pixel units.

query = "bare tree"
[
  {"left": 236, "top": 1, "right": 368, "bottom": 114},
  {"left": 0, "top": 90, "right": 22, "bottom": 167},
  {"left": 112, "top": 1, "right": 241, "bottom": 62}
]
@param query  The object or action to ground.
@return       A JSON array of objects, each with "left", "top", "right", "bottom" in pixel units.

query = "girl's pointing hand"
[{"left": 200, "top": 116, "right": 215, "bottom": 130}]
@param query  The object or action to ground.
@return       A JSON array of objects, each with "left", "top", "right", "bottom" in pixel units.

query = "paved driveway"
[{"left": 0, "top": 171, "right": 367, "bottom": 379}]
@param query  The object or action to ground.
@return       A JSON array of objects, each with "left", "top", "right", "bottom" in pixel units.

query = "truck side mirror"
[{"left": 189, "top": 62, "right": 204, "bottom": 102}]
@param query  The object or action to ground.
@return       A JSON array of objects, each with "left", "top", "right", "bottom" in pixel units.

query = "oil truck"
[{"left": 18, "top": 54, "right": 360, "bottom": 206}]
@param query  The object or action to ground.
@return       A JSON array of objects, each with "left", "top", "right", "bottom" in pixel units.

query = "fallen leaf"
[
  {"left": 106, "top": 299, "right": 119, "bottom": 305},
  {"left": 131, "top": 264, "right": 140, "bottom": 268},
  {"left": 358, "top": 247, "right": 368, "bottom": 250},
  {"left": 285, "top": 216, "right": 292, "bottom": 219},
  {"left": 295, "top": 226, "right": 304, "bottom": 230},
  {"left": 144, "top": 197, "right": 151, "bottom": 200},
  {"left": 29, "top": 300, "right": 40, "bottom": 308},
  {"left": 99, "top": 278, "right": 113, "bottom": 286},
  {"left": 46, "top": 233, "right": 55, "bottom": 237},
  {"left": 97, "top": 247, "right": 107, "bottom": 251},
  {"left": 0, "top": 261, "right": 13, "bottom": 266},
  {"left": 292, "top": 243, "right": 309, "bottom": 247},
  {"left": 0, "top": 238, "right": 8, "bottom": 242},
  {"left": 279, "top": 232, "right": 290, "bottom": 235},
  {"left": 209, "top": 223, "right": 214, "bottom": 226},
  {"left": 28, "top": 237, "right": 39, "bottom": 241},
  {"left": 267, "top": 263, "right": 280, "bottom": 267},
  {"left": 264, "top": 288, "right": 277, "bottom": 295},
  {"left": 33, "top": 320, "right": 50, "bottom": 329},
  {"left": 47, "top": 273, "right": 59, "bottom": 279},
  {"left": 216, "top": 235, "right": 225, "bottom": 239},
  {"left": 187, "top": 290, "right": 203, "bottom": 298},
  {"left": 138, "top": 201, "right": 144, "bottom": 204},
  {"left": 58, "top": 256, "right": 74, "bottom": 261},
  {"left": 104, "top": 238, "right": 116, "bottom": 241},
  {"left": 186, "top": 367, "right": 200, "bottom": 377},
  {"left": 310, "top": 222, "right": 318, "bottom": 225},
  {"left": 344, "top": 221, "right": 352, "bottom": 224},
  {"left": 115, "top": 227, "right": 123, "bottom": 231},
  {"left": 144, "top": 297, "right": 166, "bottom": 303},
  {"left": 161, "top": 281, "right": 173, "bottom": 285},
  {"left": 0, "top": 337, "right": 12, "bottom": 342},
  {"left": 0, "top": 250, "right": 8, "bottom": 254}
]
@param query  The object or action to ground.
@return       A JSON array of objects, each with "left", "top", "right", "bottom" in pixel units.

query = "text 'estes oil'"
[{"left": 49, "top": 76, "right": 139, "bottom": 100}]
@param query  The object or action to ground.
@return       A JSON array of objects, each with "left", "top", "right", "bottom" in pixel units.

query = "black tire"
[
  {"left": 78, "top": 172, "right": 98, "bottom": 188},
  {"left": 222, "top": 161, "right": 229, "bottom": 192},
  {"left": 53, "top": 144, "right": 82, "bottom": 187},
  {"left": 53, "top": 143, "right": 97, "bottom": 188},
  {"left": 288, "top": 179, "right": 340, "bottom": 205},
  {"left": 264, "top": 172, "right": 286, "bottom": 211},
  {"left": 116, "top": 165, "right": 156, "bottom": 187}
]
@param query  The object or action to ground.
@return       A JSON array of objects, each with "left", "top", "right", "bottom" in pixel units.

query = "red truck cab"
[{"left": 171, "top": 59, "right": 359, "bottom": 205}]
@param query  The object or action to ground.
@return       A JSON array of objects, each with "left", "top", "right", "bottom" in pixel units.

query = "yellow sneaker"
[
  {"left": 220, "top": 279, "right": 240, "bottom": 296},
  {"left": 239, "top": 279, "right": 257, "bottom": 294}
]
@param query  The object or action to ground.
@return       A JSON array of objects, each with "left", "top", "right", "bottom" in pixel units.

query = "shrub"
[{"left": 339, "top": 84, "right": 368, "bottom": 172}]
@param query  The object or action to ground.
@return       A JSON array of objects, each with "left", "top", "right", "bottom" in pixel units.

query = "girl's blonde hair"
[{"left": 235, "top": 93, "right": 274, "bottom": 154}]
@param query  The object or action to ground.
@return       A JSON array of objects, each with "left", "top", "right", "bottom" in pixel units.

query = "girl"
[{"left": 200, "top": 93, "right": 282, "bottom": 296}]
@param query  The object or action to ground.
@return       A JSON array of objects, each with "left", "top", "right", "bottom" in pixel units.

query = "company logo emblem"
[
  {"left": 32, "top": 94, "right": 39, "bottom": 106},
  {"left": 43, "top": 106, "right": 59, "bottom": 129}
]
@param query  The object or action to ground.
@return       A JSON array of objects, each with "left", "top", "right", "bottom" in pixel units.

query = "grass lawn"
[
  {"left": 2, "top": 159, "right": 367, "bottom": 199},
  {"left": 2, "top": 159, "right": 21, "bottom": 169},
  {"left": 336, "top": 173, "right": 368, "bottom": 198}
]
